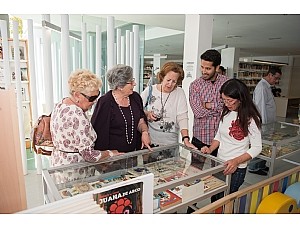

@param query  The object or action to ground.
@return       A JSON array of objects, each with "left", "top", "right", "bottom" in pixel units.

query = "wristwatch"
[{"left": 182, "top": 136, "right": 190, "bottom": 142}]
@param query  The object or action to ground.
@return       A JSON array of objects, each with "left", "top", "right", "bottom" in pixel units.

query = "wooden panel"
[{"left": 0, "top": 87, "right": 27, "bottom": 213}]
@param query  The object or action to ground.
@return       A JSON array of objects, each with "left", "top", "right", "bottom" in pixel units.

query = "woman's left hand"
[
  {"left": 141, "top": 131, "right": 153, "bottom": 151},
  {"left": 223, "top": 159, "right": 238, "bottom": 175}
]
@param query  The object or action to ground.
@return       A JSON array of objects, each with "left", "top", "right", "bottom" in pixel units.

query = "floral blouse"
[{"left": 50, "top": 100, "right": 104, "bottom": 168}]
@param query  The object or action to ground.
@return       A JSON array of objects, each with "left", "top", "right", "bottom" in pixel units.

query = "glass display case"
[
  {"left": 42, "top": 143, "right": 230, "bottom": 214},
  {"left": 258, "top": 121, "right": 300, "bottom": 177}
]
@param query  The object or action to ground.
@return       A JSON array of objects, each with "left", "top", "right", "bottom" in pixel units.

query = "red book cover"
[{"left": 158, "top": 190, "right": 182, "bottom": 210}]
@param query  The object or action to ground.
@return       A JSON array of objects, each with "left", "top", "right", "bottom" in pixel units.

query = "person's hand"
[
  {"left": 111, "top": 150, "right": 124, "bottom": 156},
  {"left": 184, "top": 141, "right": 198, "bottom": 150},
  {"left": 147, "top": 111, "right": 158, "bottom": 122},
  {"left": 141, "top": 131, "right": 153, "bottom": 151},
  {"left": 200, "top": 146, "right": 211, "bottom": 154},
  {"left": 223, "top": 159, "right": 238, "bottom": 175}
]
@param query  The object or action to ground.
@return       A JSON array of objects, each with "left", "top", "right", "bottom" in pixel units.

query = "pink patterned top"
[{"left": 50, "top": 100, "right": 104, "bottom": 167}]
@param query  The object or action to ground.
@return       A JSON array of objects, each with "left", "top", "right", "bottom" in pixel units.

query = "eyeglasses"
[
  {"left": 80, "top": 91, "right": 100, "bottom": 102},
  {"left": 272, "top": 74, "right": 281, "bottom": 81},
  {"left": 126, "top": 78, "right": 135, "bottom": 84},
  {"left": 222, "top": 98, "right": 237, "bottom": 105}
]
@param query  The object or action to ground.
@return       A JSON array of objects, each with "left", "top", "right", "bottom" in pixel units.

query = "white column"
[
  {"left": 221, "top": 47, "right": 240, "bottom": 78},
  {"left": 107, "top": 16, "right": 115, "bottom": 71},
  {"left": 153, "top": 54, "right": 163, "bottom": 73},
  {"left": 61, "top": 14, "right": 70, "bottom": 98},
  {"left": 72, "top": 46, "right": 76, "bottom": 71},
  {"left": 0, "top": 20, "right": 10, "bottom": 89},
  {"left": 133, "top": 25, "right": 140, "bottom": 92},
  {"left": 13, "top": 21, "right": 28, "bottom": 175},
  {"left": 42, "top": 14, "right": 54, "bottom": 114},
  {"left": 129, "top": 31, "right": 134, "bottom": 68},
  {"left": 89, "top": 35, "right": 94, "bottom": 72},
  {"left": 96, "top": 25, "right": 102, "bottom": 79},
  {"left": 52, "top": 42, "right": 60, "bottom": 103},
  {"left": 116, "top": 29, "right": 121, "bottom": 64},
  {"left": 182, "top": 14, "right": 213, "bottom": 141},
  {"left": 27, "top": 19, "right": 42, "bottom": 174},
  {"left": 120, "top": 36, "right": 125, "bottom": 64},
  {"left": 113, "top": 43, "right": 117, "bottom": 66},
  {"left": 81, "top": 22, "right": 87, "bottom": 69},
  {"left": 125, "top": 30, "right": 130, "bottom": 66}
]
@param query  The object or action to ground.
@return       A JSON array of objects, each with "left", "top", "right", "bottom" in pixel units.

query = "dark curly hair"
[{"left": 200, "top": 49, "right": 221, "bottom": 67}]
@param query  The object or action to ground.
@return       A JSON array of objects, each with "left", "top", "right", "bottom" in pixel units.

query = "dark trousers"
[
  {"left": 187, "top": 137, "right": 219, "bottom": 213},
  {"left": 211, "top": 167, "right": 247, "bottom": 203}
]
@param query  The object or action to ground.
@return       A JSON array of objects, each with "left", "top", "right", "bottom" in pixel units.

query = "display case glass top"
[
  {"left": 260, "top": 121, "right": 300, "bottom": 158},
  {"left": 43, "top": 143, "right": 228, "bottom": 213},
  {"left": 262, "top": 121, "right": 300, "bottom": 143}
]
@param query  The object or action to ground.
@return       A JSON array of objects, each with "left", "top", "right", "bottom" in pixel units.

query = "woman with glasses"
[
  {"left": 50, "top": 69, "right": 122, "bottom": 169},
  {"left": 141, "top": 62, "right": 196, "bottom": 150},
  {"left": 91, "top": 64, "right": 152, "bottom": 153},
  {"left": 201, "top": 78, "right": 262, "bottom": 201}
]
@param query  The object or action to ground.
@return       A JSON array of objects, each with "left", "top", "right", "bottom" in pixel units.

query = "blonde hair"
[{"left": 68, "top": 69, "right": 102, "bottom": 94}]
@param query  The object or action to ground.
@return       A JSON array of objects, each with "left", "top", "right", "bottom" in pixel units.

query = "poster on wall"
[{"left": 93, "top": 181, "right": 143, "bottom": 214}]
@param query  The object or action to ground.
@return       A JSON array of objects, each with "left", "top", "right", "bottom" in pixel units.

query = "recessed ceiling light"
[
  {"left": 226, "top": 35, "right": 242, "bottom": 39},
  {"left": 269, "top": 37, "right": 282, "bottom": 40}
]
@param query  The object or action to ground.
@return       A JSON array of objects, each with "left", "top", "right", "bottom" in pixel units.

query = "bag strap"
[{"left": 144, "top": 84, "right": 152, "bottom": 109}]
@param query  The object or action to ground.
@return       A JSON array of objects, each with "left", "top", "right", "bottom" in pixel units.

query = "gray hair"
[{"left": 107, "top": 64, "right": 133, "bottom": 90}]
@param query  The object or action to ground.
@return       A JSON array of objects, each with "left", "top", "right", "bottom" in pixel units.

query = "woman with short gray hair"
[{"left": 91, "top": 64, "right": 152, "bottom": 152}]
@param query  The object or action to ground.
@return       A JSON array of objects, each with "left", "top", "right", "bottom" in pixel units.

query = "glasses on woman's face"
[
  {"left": 126, "top": 78, "right": 136, "bottom": 85},
  {"left": 222, "top": 98, "right": 237, "bottom": 105},
  {"left": 80, "top": 91, "right": 100, "bottom": 102}
]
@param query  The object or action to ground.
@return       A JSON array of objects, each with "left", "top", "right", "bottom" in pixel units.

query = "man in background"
[
  {"left": 248, "top": 67, "right": 282, "bottom": 175},
  {"left": 217, "top": 65, "right": 226, "bottom": 75}
]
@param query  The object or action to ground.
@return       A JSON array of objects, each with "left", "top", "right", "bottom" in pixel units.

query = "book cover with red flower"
[{"left": 93, "top": 182, "right": 143, "bottom": 214}]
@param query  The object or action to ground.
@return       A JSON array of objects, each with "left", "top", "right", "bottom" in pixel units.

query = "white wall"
[{"left": 289, "top": 56, "right": 300, "bottom": 98}]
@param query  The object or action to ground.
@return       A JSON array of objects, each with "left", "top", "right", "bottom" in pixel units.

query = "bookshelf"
[
  {"left": 0, "top": 39, "right": 32, "bottom": 141},
  {"left": 238, "top": 61, "right": 280, "bottom": 94}
]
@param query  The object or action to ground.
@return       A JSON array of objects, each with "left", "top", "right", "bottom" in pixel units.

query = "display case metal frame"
[
  {"left": 42, "top": 143, "right": 231, "bottom": 214},
  {"left": 256, "top": 121, "right": 300, "bottom": 177}
]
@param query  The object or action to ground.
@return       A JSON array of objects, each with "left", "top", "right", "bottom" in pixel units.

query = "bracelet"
[
  {"left": 107, "top": 150, "right": 113, "bottom": 157},
  {"left": 182, "top": 136, "right": 190, "bottom": 142}
]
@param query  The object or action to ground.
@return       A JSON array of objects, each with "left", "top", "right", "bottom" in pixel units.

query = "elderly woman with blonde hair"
[{"left": 50, "top": 69, "right": 122, "bottom": 169}]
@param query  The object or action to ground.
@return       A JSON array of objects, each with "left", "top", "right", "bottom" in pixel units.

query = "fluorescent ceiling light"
[
  {"left": 253, "top": 59, "right": 288, "bottom": 66},
  {"left": 213, "top": 44, "right": 228, "bottom": 50},
  {"left": 42, "top": 20, "right": 81, "bottom": 41}
]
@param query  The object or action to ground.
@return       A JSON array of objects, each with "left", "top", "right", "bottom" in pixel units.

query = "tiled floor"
[{"left": 24, "top": 150, "right": 50, "bottom": 209}]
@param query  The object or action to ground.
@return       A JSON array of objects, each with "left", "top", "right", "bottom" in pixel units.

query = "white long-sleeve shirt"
[
  {"left": 253, "top": 78, "right": 276, "bottom": 124},
  {"left": 214, "top": 111, "right": 262, "bottom": 168}
]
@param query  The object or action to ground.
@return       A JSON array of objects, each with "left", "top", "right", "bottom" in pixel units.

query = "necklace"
[
  {"left": 112, "top": 91, "right": 134, "bottom": 145},
  {"left": 160, "top": 85, "right": 172, "bottom": 129}
]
